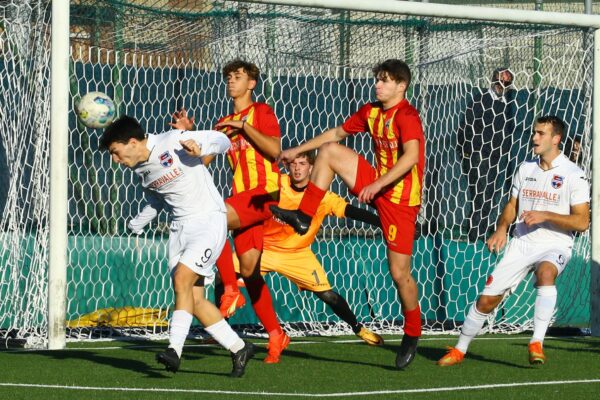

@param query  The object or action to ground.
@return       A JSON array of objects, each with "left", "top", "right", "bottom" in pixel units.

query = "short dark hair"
[
  {"left": 100, "top": 115, "right": 145, "bottom": 150},
  {"left": 222, "top": 59, "right": 260, "bottom": 81},
  {"left": 535, "top": 115, "right": 566, "bottom": 139},
  {"left": 372, "top": 59, "right": 411, "bottom": 86},
  {"left": 492, "top": 67, "right": 514, "bottom": 84},
  {"left": 296, "top": 150, "right": 316, "bottom": 165}
]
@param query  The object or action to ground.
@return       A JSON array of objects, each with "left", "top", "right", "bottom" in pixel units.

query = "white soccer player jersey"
[
  {"left": 128, "top": 129, "right": 230, "bottom": 233},
  {"left": 511, "top": 153, "right": 589, "bottom": 246}
]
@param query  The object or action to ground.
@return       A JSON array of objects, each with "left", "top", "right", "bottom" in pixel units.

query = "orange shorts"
[
  {"left": 233, "top": 247, "right": 332, "bottom": 292},
  {"left": 350, "top": 156, "right": 420, "bottom": 255},
  {"left": 226, "top": 188, "right": 278, "bottom": 255}
]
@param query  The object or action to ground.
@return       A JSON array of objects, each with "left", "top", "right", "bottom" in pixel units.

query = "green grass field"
[{"left": 1, "top": 335, "right": 599, "bottom": 400}]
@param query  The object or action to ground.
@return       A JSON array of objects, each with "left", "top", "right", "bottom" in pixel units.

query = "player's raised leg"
[{"left": 270, "top": 141, "right": 359, "bottom": 234}]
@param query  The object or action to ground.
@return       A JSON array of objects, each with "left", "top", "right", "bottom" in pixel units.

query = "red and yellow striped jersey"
[
  {"left": 218, "top": 102, "right": 281, "bottom": 194},
  {"left": 342, "top": 99, "right": 425, "bottom": 206},
  {"left": 263, "top": 175, "right": 347, "bottom": 252}
]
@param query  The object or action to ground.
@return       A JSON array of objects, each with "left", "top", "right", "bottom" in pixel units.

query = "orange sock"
[
  {"left": 215, "top": 240, "right": 238, "bottom": 291},
  {"left": 298, "top": 182, "right": 326, "bottom": 217}
]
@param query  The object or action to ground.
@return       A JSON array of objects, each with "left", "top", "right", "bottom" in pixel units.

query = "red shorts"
[
  {"left": 350, "top": 156, "right": 419, "bottom": 255},
  {"left": 225, "top": 188, "right": 278, "bottom": 255}
]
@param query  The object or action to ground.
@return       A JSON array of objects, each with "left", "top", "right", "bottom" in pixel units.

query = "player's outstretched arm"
[
  {"left": 344, "top": 204, "right": 381, "bottom": 229},
  {"left": 128, "top": 190, "right": 164, "bottom": 235},
  {"left": 215, "top": 119, "right": 280, "bottom": 159},
  {"left": 179, "top": 130, "right": 231, "bottom": 158},
  {"left": 487, "top": 195, "right": 517, "bottom": 253},
  {"left": 520, "top": 202, "right": 590, "bottom": 232},
  {"left": 278, "top": 126, "right": 348, "bottom": 165}
]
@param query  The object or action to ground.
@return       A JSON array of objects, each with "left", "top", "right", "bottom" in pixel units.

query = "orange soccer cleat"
[
  {"left": 264, "top": 332, "right": 291, "bottom": 364},
  {"left": 356, "top": 327, "right": 384, "bottom": 346},
  {"left": 219, "top": 287, "right": 246, "bottom": 318},
  {"left": 528, "top": 341, "right": 546, "bottom": 365},
  {"left": 437, "top": 347, "right": 465, "bottom": 367}
]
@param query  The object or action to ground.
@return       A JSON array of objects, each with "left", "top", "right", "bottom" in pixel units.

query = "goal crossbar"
[{"left": 242, "top": 0, "right": 600, "bottom": 28}]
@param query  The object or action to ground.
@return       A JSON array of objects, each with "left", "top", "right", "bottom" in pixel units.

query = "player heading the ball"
[{"left": 100, "top": 115, "right": 255, "bottom": 377}]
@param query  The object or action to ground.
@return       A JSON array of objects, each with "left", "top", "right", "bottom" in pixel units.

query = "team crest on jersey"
[
  {"left": 551, "top": 174, "right": 564, "bottom": 189},
  {"left": 385, "top": 119, "right": 391, "bottom": 130},
  {"left": 159, "top": 151, "right": 173, "bottom": 168}
]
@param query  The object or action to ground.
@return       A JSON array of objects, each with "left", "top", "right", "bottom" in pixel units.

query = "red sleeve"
[
  {"left": 255, "top": 103, "right": 281, "bottom": 138},
  {"left": 395, "top": 107, "right": 424, "bottom": 144},
  {"left": 342, "top": 103, "right": 372, "bottom": 135}
]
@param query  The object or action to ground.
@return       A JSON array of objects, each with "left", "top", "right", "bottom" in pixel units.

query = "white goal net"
[{"left": 0, "top": 0, "right": 593, "bottom": 347}]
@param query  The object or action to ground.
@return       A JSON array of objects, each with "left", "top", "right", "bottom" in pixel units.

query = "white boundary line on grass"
[{"left": 1, "top": 379, "right": 599, "bottom": 397}]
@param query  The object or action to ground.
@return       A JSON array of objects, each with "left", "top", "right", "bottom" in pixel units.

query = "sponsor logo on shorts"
[{"left": 551, "top": 174, "right": 564, "bottom": 189}]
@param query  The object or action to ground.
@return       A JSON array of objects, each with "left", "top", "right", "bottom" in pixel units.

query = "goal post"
[
  {"left": 1, "top": 0, "right": 599, "bottom": 349},
  {"left": 48, "top": 0, "right": 70, "bottom": 351}
]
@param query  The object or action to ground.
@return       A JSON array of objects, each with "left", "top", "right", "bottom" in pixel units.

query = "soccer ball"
[{"left": 76, "top": 91, "right": 116, "bottom": 129}]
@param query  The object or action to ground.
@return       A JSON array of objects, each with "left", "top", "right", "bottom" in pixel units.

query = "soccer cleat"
[
  {"left": 437, "top": 347, "right": 465, "bottom": 367},
  {"left": 528, "top": 341, "right": 546, "bottom": 365},
  {"left": 156, "top": 347, "right": 181, "bottom": 373},
  {"left": 230, "top": 340, "right": 255, "bottom": 378},
  {"left": 264, "top": 332, "right": 291, "bottom": 364},
  {"left": 356, "top": 327, "right": 384, "bottom": 346},
  {"left": 269, "top": 206, "right": 311, "bottom": 235},
  {"left": 219, "top": 289, "right": 246, "bottom": 318},
  {"left": 395, "top": 334, "right": 419, "bottom": 369}
]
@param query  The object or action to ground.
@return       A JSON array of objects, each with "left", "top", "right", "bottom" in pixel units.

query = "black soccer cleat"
[
  {"left": 269, "top": 206, "right": 311, "bottom": 235},
  {"left": 156, "top": 347, "right": 181, "bottom": 373},
  {"left": 230, "top": 340, "right": 255, "bottom": 378},
  {"left": 395, "top": 335, "right": 419, "bottom": 369}
]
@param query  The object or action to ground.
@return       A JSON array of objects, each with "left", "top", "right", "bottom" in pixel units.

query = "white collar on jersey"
[
  {"left": 146, "top": 133, "right": 157, "bottom": 150},
  {"left": 536, "top": 152, "right": 567, "bottom": 170}
]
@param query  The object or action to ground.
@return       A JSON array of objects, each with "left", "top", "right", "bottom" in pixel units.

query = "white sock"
[
  {"left": 531, "top": 285, "right": 557, "bottom": 344},
  {"left": 168, "top": 310, "right": 193, "bottom": 358},
  {"left": 456, "top": 304, "right": 489, "bottom": 354},
  {"left": 205, "top": 318, "right": 245, "bottom": 353}
]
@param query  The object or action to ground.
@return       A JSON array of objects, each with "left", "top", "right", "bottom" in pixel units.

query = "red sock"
[
  {"left": 215, "top": 240, "right": 238, "bottom": 291},
  {"left": 403, "top": 305, "right": 422, "bottom": 337},
  {"left": 298, "top": 182, "right": 326, "bottom": 217},
  {"left": 244, "top": 275, "right": 282, "bottom": 335}
]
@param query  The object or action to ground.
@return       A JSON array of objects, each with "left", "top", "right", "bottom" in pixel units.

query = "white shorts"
[
  {"left": 481, "top": 237, "right": 571, "bottom": 296},
  {"left": 167, "top": 212, "right": 227, "bottom": 277}
]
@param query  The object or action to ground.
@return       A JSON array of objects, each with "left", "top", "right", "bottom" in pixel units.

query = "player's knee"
[
  {"left": 239, "top": 264, "right": 257, "bottom": 279},
  {"left": 389, "top": 267, "right": 412, "bottom": 287},
  {"left": 476, "top": 295, "right": 500, "bottom": 314},
  {"left": 172, "top": 270, "right": 194, "bottom": 294},
  {"left": 318, "top": 142, "right": 341, "bottom": 158},
  {"left": 315, "top": 290, "right": 339, "bottom": 306},
  {"left": 535, "top": 268, "right": 557, "bottom": 286}
]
